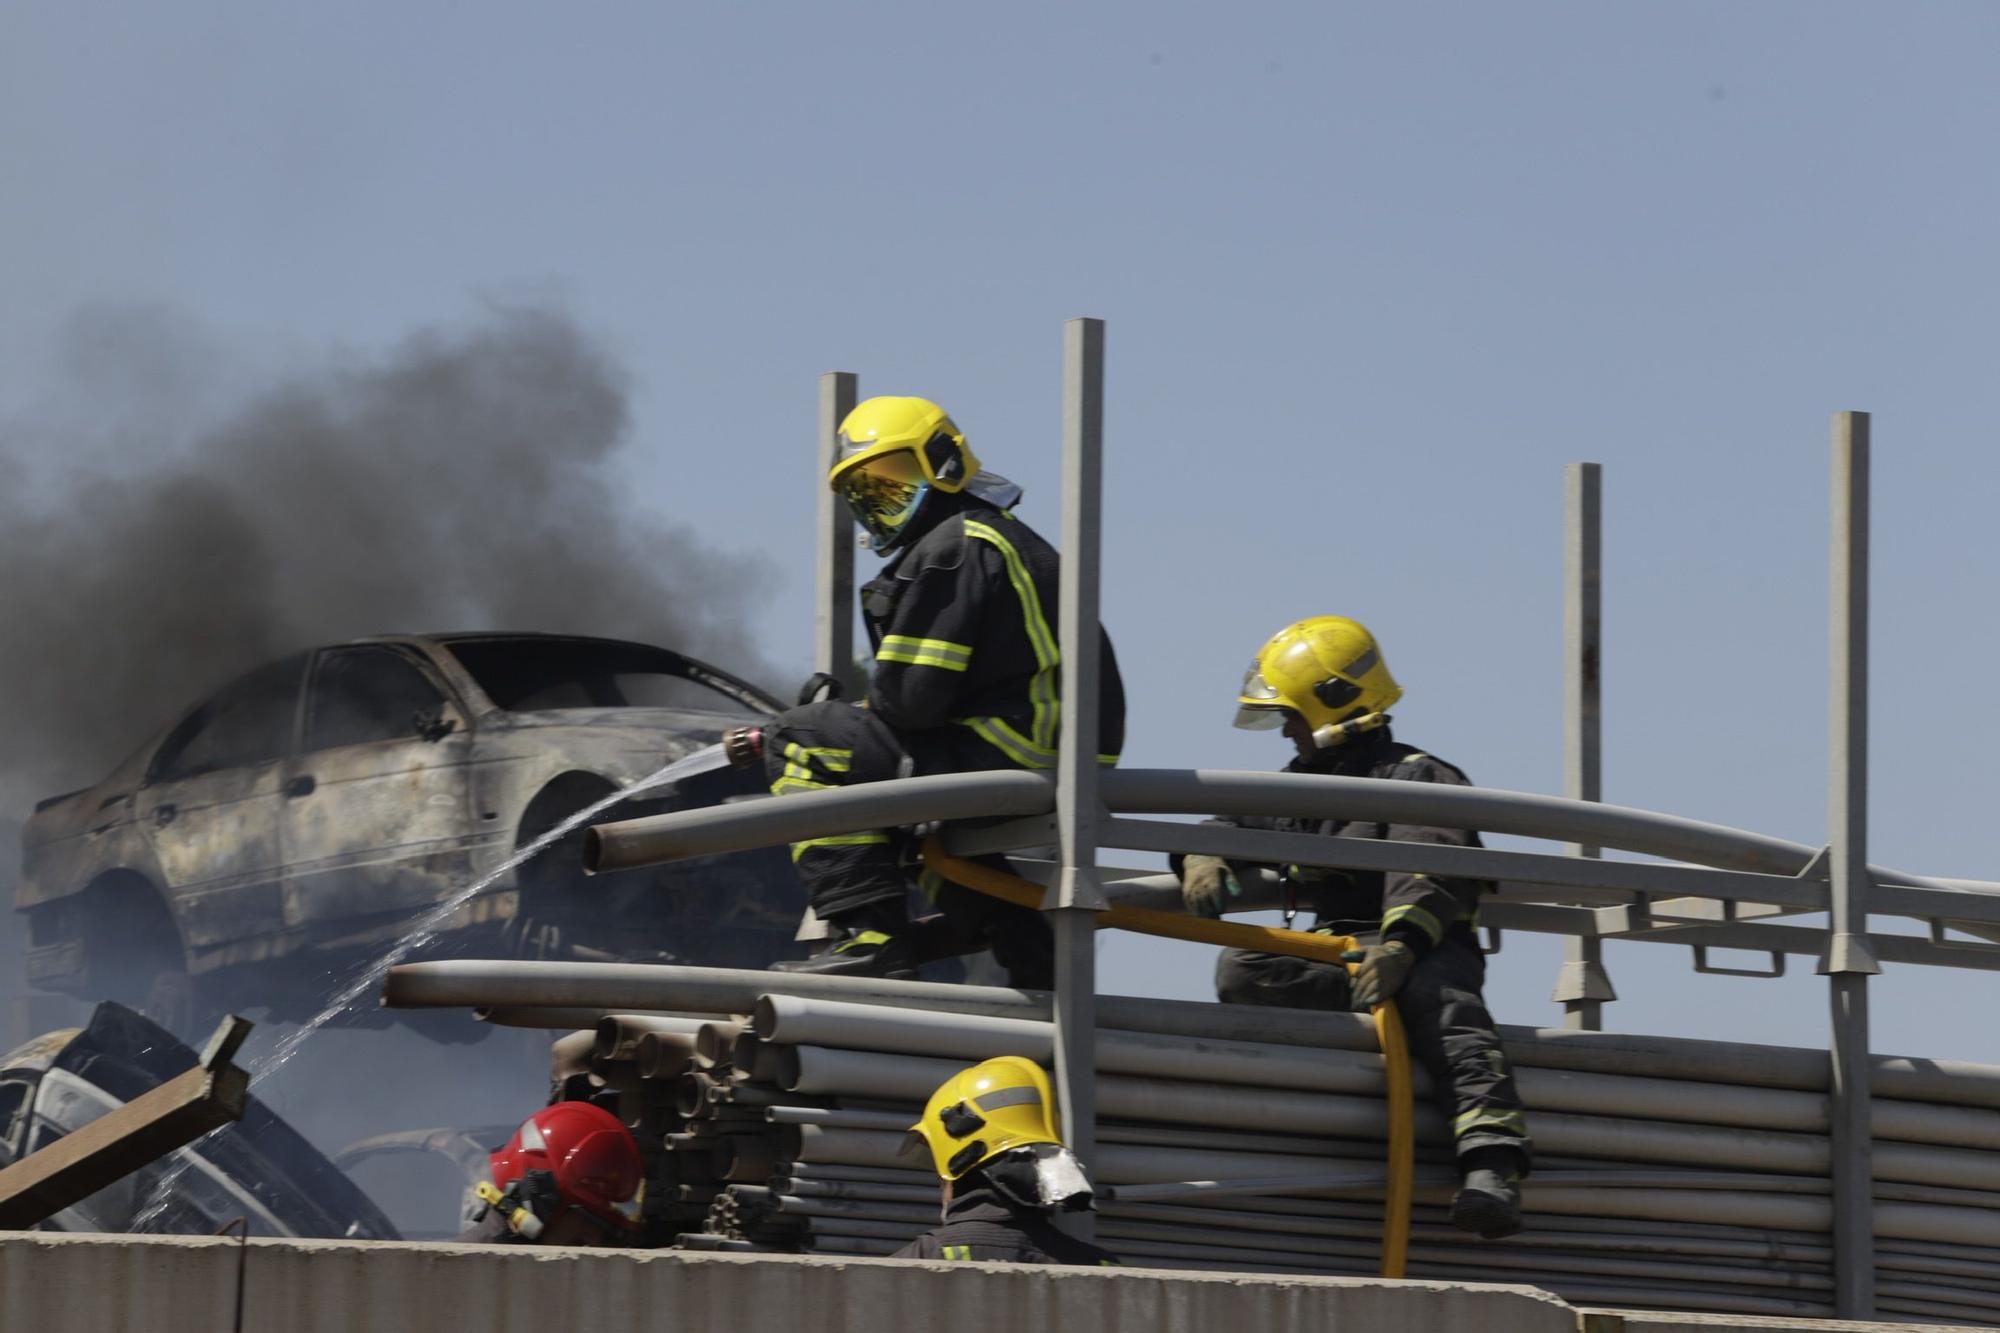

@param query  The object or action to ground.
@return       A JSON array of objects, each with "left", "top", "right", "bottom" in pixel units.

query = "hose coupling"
[{"left": 721, "top": 726, "right": 765, "bottom": 768}]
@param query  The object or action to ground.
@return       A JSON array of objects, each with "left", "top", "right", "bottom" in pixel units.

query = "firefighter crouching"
[
  {"left": 893, "top": 1056, "right": 1120, "bottom": 1265},
  {"left": 458, "top": 1101, "right": 647, "bottom": 1245},
  {"left": 740, "top": 396, "right": 1125, "bottom": 988},
  {"left": 1180, "top": 615, "right": 1532, "bottom": 1238}
]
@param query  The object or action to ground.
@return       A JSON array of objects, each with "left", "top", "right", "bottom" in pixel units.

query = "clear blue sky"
[{"left": 4, "top": 2, "right": 1997, "bottom": 1069}]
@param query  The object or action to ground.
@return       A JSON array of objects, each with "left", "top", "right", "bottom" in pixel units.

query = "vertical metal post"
[
  {"left": 797, "top": 373, "right": 860, "bottom": 945},
  {"left": 1825, "top": 411, "right": 1878, "bottom": 1318},
  {"left": 815, "top": 372, "right": 861, "bottom": 696},
  {"left": 1555, "top": 463, "right": 1615, "bottom": 1029},
  {"left": 1050, "top": 317, "right": 1109, "bottom": 1235}
]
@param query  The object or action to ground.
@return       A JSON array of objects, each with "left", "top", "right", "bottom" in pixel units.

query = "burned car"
[
  {"left": 0, "top": 1001, "right": 399, "bottom": 1238},
  {"left": 16, "top": 633, "right": 798, "bottom": 1035}
]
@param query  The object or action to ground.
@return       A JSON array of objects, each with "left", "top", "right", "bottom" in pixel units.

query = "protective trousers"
[
  {"left": 761, "top": 700, "right": 1053, "bottom": 988},
  {"left": 1215, "top": 931, "right": 1532, "bottom": 1165}
]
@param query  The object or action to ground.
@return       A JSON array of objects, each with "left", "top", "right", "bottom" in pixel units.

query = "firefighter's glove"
[
  {"left": 1343, "top": 939, "right": 1416, "bottom": 1007},
  {"left": 1180, "top": 855, "right": 1243, "bottom": 919}
]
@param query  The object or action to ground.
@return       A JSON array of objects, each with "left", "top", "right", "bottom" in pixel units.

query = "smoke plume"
[
  {"left": 0, "top": 303, "right": 771, "bottom": 820},
  {"left": 0, "top": 300, "right": 772, "bottom": 1000}
]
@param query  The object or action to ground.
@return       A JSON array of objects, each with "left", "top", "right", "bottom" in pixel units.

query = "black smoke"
[
  {"left": 0, "top": 303, "right": 771, "bottom": 820},
  {"left": 0, "top": 305, "right": 772, "bottom": 1057}
]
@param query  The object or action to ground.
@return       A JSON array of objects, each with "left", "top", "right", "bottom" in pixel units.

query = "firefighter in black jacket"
[
  {"left": 759, "top": 396, "right": 1124, "bottom": 987},
  {"left": 893, "top": 1056, "right": 1120, "bottom": 1266},
  {"left": 1182, "top": 615, "right": 1532, "bottom": 1238}
]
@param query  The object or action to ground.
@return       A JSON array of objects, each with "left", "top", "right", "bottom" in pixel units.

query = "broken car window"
[
  {"left": 151, "top": 655, "right": 306, "bottom": 780},
  {"left": 305, "top": 648, "right": 450, "bottom": 751},
  {"left": 0, "top": 1078, "right": 30, "bottom": 1153},
  {"left": 444, "top": 638, "right": 739, "bottom": 713}
]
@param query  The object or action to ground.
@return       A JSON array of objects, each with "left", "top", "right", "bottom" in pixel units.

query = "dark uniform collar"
[
  {"left": 943, "top": 1184, "right": 1034, "bottom": 1227},
  {"left": 1286, "top": 722, "right": 1397, "bottom": 777},
  {"left": 880, "top": 490, "right": 997, "bottom": 569}
]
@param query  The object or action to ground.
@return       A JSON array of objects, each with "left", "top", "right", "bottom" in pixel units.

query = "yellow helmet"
[
  {"left": 1235, "top": 615, "right": 1403, "bottom": 733},
  {"left": 906, "top": 1056, "right": 1060, "bottom": 1180},
  {"left": 829, "top": 396, "right": 982, "bottom": 552}
]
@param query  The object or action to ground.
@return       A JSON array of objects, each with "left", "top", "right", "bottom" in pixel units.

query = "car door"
[
  {"left": 139, "top": 655, "right": 305, "bottom": 954},
  {"left": 279, "top": 645, "right": 476, "bottom": 929}
]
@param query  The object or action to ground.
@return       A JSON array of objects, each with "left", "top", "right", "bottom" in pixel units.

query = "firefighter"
[
  {"left": 458, "top": 1101, "right": 647, "bottom": 1246},
  {"left": 893, "top": 1056, "right": 1120, "bottom": 1266},
  {"left": 758, "top": 396, "right": 1124, "bottom": 987},
  {"left": 1181, "top": 615, "right": 1532, "bottom": 1238}
]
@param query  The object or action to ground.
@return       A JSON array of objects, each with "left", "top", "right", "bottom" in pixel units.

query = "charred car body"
[
  {"left": 0, "top": 1002, "right": 399, "bottom": 1238},
  {"left": 16, "top": 633, "right": 798, "bottom": 1034}
]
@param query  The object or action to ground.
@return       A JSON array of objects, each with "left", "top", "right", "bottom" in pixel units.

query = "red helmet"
[{"left": 479, "top": 1101, "right": 645, "bottom": 1240}]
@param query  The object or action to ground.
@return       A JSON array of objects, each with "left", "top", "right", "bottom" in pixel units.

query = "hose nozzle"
[{"left": 721, "top": 726, "right": 765, "bottom": 768}]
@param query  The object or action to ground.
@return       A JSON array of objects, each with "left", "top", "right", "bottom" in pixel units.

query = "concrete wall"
[
  {"left": 0, "top": 1234, "right": 1971, "bottom": 1333},
  {"left": 1582, "top": 1315, "right": 1979, "bottom": 1333}
]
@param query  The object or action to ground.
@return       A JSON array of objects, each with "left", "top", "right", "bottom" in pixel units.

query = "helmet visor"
[
  {"left": 1233, "top": 665, "right": 1288, "bottom": 731},
  {"left": 835, "top": 450, "right": 929, "bottom": 547}
]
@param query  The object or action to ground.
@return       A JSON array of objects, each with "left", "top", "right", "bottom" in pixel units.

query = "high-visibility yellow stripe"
[
  {"left": 1454, "top": 1107, "right": 1527, "bottom": 1136},
  {"left": 961, "top": 715, "right": 1055, "bottom": 769},
  {"left": 963, "top": 520, "right": 1059, "bottom": 751},
  {"left": 942, "top": 1244, "right": 971, "bottom": 1260},
  {"left": 1382, "top": 903, "right": 1445, "bottom": 946},
  {"left": 783, "top": 742, "right": 851, "bottom": 771},
  {"left": 773, "top": 743, "right": 852, "bottom": 791},
  {"left": 789, "top": 831, "right": 892, "bottom": 861},
  {"left": 879, "top": 634, "right": 974, "bottom": 671}
]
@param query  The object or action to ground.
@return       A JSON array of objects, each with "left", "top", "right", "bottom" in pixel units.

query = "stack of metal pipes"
[
  {"left": 424, "top": 967, "right": 2000, "bottom": 1325},
  {"left": 556, "top": 1015, "right": 725, "bottom": 1240}
]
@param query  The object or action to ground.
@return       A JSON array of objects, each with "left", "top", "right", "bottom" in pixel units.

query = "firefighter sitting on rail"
[
  {"left": 1179, "top": 615, "right": 1532, "bottom": 1238},
  {"left": 893, "top": 1055, "right": 1121, "bottom": 1266},
  {"left": 748, "top": 396, "right": 1125, "bottom": 987}
]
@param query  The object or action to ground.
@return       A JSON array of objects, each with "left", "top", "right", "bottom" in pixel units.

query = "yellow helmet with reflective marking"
[
  {"left": 906, "top": 1056, "right": 1060, "bottom": 1180},
  {"left": 830, "top": 396, "right": 981, "bottom": 552},
  {"left": 1236, "top": 615, "right": 1403, "bottom": 732}
]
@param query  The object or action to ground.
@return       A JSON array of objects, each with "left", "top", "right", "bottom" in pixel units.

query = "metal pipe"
[
  {"left": 386, "top": 960, "right": 2000, "bottom": 1106},
  {"left": 548, "top": 1029, "right": 596, "bottom": 1085},
  {"left": 593, "top": 1014, "right": 706, "bottom": 1062},
  {"left": 753, "top": 994, "right": 2000, "bottom": 1147},
  {"left": 636, "top": 1030, "right": 697, "bottom": 1081},
  {"left": 1050, "top": 316, "right": 1108, "bottom": 1245},
  {"left": 769, "top": 1040, "right": 2000, "bottom": 1187},
  {"left": 777, "top": 1177, "right": 938, "bottom": 1205},
  {"left": 1826, "top": 408, "right": 1878, "bottom": 1318},
  {"left": 584, "top": 770, "right": 1053, "bottom": 873},
  {"left": 474, "top": 1005, "right": 635, "bottom": 1031},
  {"left": 1558, "top": 460, "right": 1613, "bottom": 1030},
  {"left": 762, "top": 1106, "right": 911, "bottom": 1132},
  {"left": 694, "top": 1020, "right": 746, "bottom": 1067},
  {"left": 815, "top": 371, "right": 861, "bottom": 698}
]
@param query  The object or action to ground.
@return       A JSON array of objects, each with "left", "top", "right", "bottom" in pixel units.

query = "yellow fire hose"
[{"left": 920, "top": 839, "right": 1414, "bottom": 1279}]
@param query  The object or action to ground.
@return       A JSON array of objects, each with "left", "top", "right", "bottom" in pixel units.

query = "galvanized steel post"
[
  {"left": 797, "top": 372, "right": 860, "bottom": 944},
  {"left": 1825, "top": 410, "right": 1879, "bottom": 1317},
  {"left": 1556, "top": 463, "right": 1615, "bottom": 1029},
  {"left": 816, "top": 372, "right": 861, "bottom": 697},
  {"left": 1050, "top": 317, "right": 1109, "bottom": 1234}
]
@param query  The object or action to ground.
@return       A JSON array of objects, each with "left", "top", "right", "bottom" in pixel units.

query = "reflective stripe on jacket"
[
  {"left": 1209, "top": 726, "right": 1492, "bottom": 956},
  {"left": 862, "top": 497, "right": 1124, "bottom": 767}
]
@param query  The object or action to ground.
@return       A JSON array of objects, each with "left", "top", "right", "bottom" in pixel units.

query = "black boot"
[
  {"left": 770, "top": 903, "right": 919, "bottom": 979},
  {"left": 1451, "top": 1146, "right": 1525, "bottom": 1239}
]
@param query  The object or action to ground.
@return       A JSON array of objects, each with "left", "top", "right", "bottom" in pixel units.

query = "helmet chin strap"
[{"left": 1312, "top": 711, "right": 1390, "bottom": 750}]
